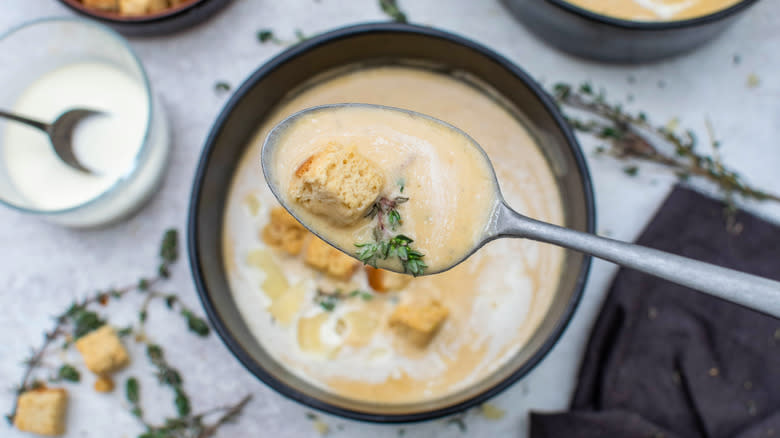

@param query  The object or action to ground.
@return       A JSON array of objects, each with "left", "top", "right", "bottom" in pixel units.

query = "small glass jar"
[{"left": 0, "top": 17, "right": 170, "bottom": 227}]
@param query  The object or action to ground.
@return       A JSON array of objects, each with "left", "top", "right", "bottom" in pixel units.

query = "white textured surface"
[{"left": 1, "top": 1, "right": 779, "bottom": 437}]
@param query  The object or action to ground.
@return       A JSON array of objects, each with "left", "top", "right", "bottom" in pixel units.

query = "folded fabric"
[{"left": 531, "top": 186, "right": 780, "bottom": 438}]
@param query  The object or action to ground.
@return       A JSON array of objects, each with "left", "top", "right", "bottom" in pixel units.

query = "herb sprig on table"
[
  {"left": 553, "top": 82, "right": 780, "bottom": 216},
  {"left": 355, "top": 195, "right": 427, "bottom": 276},
  {"left": 379, "top": 0, "right": 408, "bottom": 22},
  {"left": 256, "top": 0, "right": 407, "bottom": 48},
  {"left": 6, "top": 229, "right": 251, "bottom": 437}
]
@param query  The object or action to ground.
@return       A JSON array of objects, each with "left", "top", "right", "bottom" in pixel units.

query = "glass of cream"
[{"left": 0, "top": 18, "right": 170, "bottom": 227}]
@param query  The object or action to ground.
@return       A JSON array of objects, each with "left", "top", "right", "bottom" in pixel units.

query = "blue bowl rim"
[{"left": 187, "top": 21, "right": 595, "bottom": 423}]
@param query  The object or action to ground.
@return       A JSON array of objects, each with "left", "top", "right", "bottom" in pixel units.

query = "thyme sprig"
[
  {"left": 256, "top": 28, "right": 311, "bottom": 46},
  {"left": 379, "top": 0, "right": 408, "bottom": 22},
  {"left": 7, "top": 230, "right": 178, "bottom": 423},
  {"left": 356, "top": 195, "right": 427, "bottom": 276},
  {"left": 552, "top": 82, "right": 780, "bottom": 209},
  {"left": 6, "top": 229, "right": 251, "bottom": 437},
  {"left": 315, "top": 288, "right": 374, "bottom": 312},
  {"left": 125, "top": 375, "right": 251, "bottom": 438}
]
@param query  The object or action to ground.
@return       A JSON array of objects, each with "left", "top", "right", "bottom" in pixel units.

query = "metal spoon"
[
  {"left": 261, "top": 104, "right": 780, "bottom": 318},
  {"left": 0, "top": 108, "right": 103, "bottom": 174}
]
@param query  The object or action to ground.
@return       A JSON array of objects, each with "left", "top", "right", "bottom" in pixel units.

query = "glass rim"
[{"left": 0, "top": 16, "right": 154, "bottom": 216}]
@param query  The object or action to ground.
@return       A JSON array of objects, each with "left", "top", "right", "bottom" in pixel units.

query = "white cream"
[
  {"left": 635, "top": 0, "right": 696, "bottom": 19},
  {"left": 3, "top": 62, "right": 148, "bottom": 211}
]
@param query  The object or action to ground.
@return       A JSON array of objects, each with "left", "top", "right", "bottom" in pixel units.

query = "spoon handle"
[
  {"left": 494, "top": 203, "right": 780, "bottom": 318},
  {"left": 0, "top": 110, "right": 49, "bottom": 132}
]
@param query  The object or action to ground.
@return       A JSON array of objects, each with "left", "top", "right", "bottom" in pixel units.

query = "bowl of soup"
[
  {"left": 188, "top": 22, "right": 595, "bottom": 422},
  {"left": 502, "top": 0, "right": 759, "bottom": 63}
]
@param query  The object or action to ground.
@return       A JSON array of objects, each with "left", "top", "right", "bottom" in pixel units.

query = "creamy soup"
[
  {"left": 222, "top": 66, "right": 565, "bottom": 404},
  {"left": 564, "top": 0, "right": 742, "bottom": 21},
  {"left": 266, "top": 105, "right": 499, "bottom": 275}
]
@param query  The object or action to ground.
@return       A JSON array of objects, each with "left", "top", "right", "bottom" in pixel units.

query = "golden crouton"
[
  {"left": 119, "top": 0, "right": 151, "bottom": 15},
  {"left": 147, "top": 0, "right": 169, "bottom": 12},
  {"left": 82, "top": 0, "right": 118, "bottom": 11},
  {"left": 290, "top": 143, "right": 384, "bottom": 226},
  {"left": 262, "top": 207, "right": 309, "bottom": 255},
  {"left": 93, "top": 376, "right": 115, "bottom": 393},
  {"left": 14, "top": 388, "right": 67, "bottom": 436},
  {"left": 75, "top": 325, "right": 130, "bottom": 375},
  {"left": 365, "top": 266, "right": 411, "bottom": 293},
  {"left": 389, "top": 300, "right": 448, "bottom": 347},
  {"left": 304, "top": 237, "right": 359, "bottom": 280}
]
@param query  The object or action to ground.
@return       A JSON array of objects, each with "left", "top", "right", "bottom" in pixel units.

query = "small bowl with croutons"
[{"left": 57, "top": 0, "right": 233, "bottom": 36}]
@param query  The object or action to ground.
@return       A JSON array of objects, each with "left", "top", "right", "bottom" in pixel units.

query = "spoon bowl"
[
  {"left": 262, "top": 103, "right": 780, "bottom": 318},
  {"left": 0, "top": 108, "right": 103, "bottom": 173}
]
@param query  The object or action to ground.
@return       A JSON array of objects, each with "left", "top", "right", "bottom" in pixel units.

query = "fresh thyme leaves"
[
  {"left": 315, "top": 288, "right": 374, "bottom": 311},
  {"left": 379, "top": 0, "right": 408, "bottom": 22},
  {"left": 397, "top": 178, "right": 405, "bottom": 193},
  {"left": 6, "top": 229, "right": 250, "bottom": 438},
  {"left": 256, "top": 29, "right": 281, "bottom": 44},
  {"left": 257, "top": 28, "right": 312, "bottom": 46},
  {"left": 552, "top": 82, "right": 780, "bottom": 212},
  {"left": 54, "top": 364, "right": 80, "bottom": 383},
  {"left": 388, "top": 209, "right": 402, "bottom": 230},
  {"left": 623, "top": 165, "right": 639, "bottom": 177},
  {"left": 356, "top": 232, "right": 427, "bottom": 276},
  {"left": 214, "top": 81, "right": 231, "bottom": 94},
  {"left": 126, "top": 377, "right": 142, "bottom": 417},
  {"left": 356, "top": 194, "right": 426, "bottom": 275}
]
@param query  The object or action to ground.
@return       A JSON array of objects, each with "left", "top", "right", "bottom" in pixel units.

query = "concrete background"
[{"left": 1, "top": 1, "right": 779, "bottom": 436}]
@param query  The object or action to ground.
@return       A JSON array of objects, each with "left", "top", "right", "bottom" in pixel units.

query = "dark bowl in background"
[
  {"left": 502, "top": 0, "right": 759, "bottom": 63},
  {"left": 57, "top": 0, "right": 232, "bottom": 36},
  {"left": 188, "top": 22, "right": 595, "bottom": 422}
]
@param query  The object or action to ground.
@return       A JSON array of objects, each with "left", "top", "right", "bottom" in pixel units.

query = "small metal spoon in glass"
[
  {"left": 0, "top": 108, "right": 103, "bottom": 174},
  {"left": 261, "top": 104, "right": 780, "bottom": 318}
]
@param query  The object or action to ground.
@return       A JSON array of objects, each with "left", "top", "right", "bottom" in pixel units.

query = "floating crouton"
[
  {"left": 82, "top": 0, "right": 118, "bottom": 11},
  {"left": 261, "top": 207, "right": 309, "bottom": 255},
  {"left": 119, "top": 0, "right": 155, "bottom": 14},
  {"left": 290, "top": 143, "right": 384, "bottom": 226},
  {"left": 147, "top": 0, "right": 169, "bottom": 12},
  {"left": 75, "top": 325, "right": 130, "bottom": 375},
  {"left": 14, "top": 388, "right": 68, "bottom": 436},
  {"left": 389, "top": 300, "right": 448, "bottom": 347},
  {"left": 365, "top": 266, "right": 411, "bottom": 292},
  {"left": 304, "top": 237, "right": 359, "bottom": 280}
]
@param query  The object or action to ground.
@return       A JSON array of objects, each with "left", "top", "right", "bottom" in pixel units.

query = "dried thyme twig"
[
  {"left": 552, "top": 82, "right": 780, "bottom": 210},
  {"left": 6, "top": 229, "right": 251, "bottom": 437}
]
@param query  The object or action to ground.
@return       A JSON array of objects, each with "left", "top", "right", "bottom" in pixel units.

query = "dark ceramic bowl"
[
  {"left": 57, "top": 0, "right": 232, "bottom": 36},
  {"left": 502, "top": 0, "right": 759, "bottom": 63},
  {"left": 188, "top": 22, "right": 595, "bottom": 422}
]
